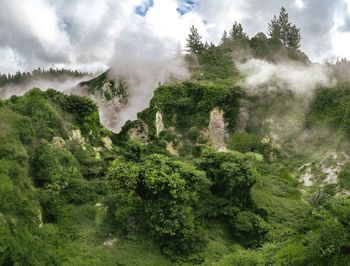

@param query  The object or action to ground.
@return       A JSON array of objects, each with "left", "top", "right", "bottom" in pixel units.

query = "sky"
[{"left": 1, "top": 0, "right": 350, "bottom": 73}]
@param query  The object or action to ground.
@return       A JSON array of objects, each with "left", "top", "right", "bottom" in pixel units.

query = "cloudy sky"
[{"left": 1, "top": 0, "right": 350, "bottom": 73}]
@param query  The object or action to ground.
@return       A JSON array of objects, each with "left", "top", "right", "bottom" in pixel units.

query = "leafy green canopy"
[
  {"left": 308, "top": 82, "right": 350, "bottom": 135},
  {"left": 139, "top": 81, "right": 243, "bottom": 136}
]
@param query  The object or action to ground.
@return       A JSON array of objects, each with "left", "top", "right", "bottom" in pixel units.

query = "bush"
[
  {"left": 198, "top": 149, "right": 258, "bottom": 216},
  {"left": 228, "top": 133, "right": 265, "bottom": 154},
  {"left": 217, "top": 249, "right": 266, "bottom": 266},
  {"left": 8, "top": 88, "right": 65, "bottom": 139},
  {"left": 31, "top": 141, "right": 82, "bottom": 188},
  {"left": 188, "top": 126, "right": 200, "bottom": 141},
  {"left": 231, "top": 211, "right": 269, "bottom": 247},
  {"left": 106, "top": 154, "right": 211, "bottom": 258}
]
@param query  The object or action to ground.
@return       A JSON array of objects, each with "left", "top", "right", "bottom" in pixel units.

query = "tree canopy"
[
  {"left": 186, "top": 25, "right": 204, "bottom": 54},
  {"left": 268, "top": 7, "right": 301, "bottom": 49}
]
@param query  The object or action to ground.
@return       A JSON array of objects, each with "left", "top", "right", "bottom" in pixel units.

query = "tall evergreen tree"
[
  {"left": 268, "top": 7, "right": 301, "bottom": 49},
  {"left": 278, "top": 7, "right": 290, "bottom": 46},
  {"left": 268, "top": 16, "right": 282, "bottom": 43},
  {"left": 220, "top": 30, "right": 229, "bottom": 45},
  {"left": 229, "top": 21, "right": 248, "bottom": 40},
  {"left": 287, "top": 24, "right": 301, "bottom": 49},
  {"left": 219, "top": 30, "right": 230, "bottom": 50},
  {"left": 186, "top": 25, "right": 204, "bottom": 54}
]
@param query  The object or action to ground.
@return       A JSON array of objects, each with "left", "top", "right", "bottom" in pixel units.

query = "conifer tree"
[
  {"left": 186, "top": 25, "right": 203, "bottom": 54},
  {"left": 287, "top": 24, "right": 301, "bottom": 49},
  {"left": 278, "top": 7, "right": 290, "bottom": 46},
  {"left": 220, "top": 30, "right": 229, "bottom": 45},
  {"left": 268, "top": 7, "right": 301, "bottom": 49},
  {"left": 229, "top": 21, "right": 248, "bottom": 40},
  {"left": 268, "top": 15, "right": 282, "bottom": 42}
]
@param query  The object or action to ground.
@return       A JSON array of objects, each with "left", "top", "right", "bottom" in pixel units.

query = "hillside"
[
  {"left": 2, "top": 63, "right": 350, "bottom": 265},
  {"left": 2, "top": 8, "right": 350, "bottom": 266}
]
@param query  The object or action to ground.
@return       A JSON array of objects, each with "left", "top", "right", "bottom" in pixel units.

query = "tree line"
[
  {"left": 186, "top": 6, "right": 301, "bottom": 54},
  {"left": 0, "top": 68, "right": 90, "bottom": 87}
]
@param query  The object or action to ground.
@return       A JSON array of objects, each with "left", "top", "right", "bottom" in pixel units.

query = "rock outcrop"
[
  {"left": 156, "top": 111, "right": 165, "bottom": 137},
  {"left": 127, "top": 120, "right": 149, "bottom": 143},
  {"left": 209, "top": 107, "right": 228, "bottom": 151}
]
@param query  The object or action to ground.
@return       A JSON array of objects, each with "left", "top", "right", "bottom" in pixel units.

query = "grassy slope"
[{"left": 3, "top": 44, "right": 350, "bottom": 265}]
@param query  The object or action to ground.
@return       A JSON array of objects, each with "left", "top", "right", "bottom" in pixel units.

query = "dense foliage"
[
  {"left": 2, "top": 6, "right": 350, "bottom": 265},
  {"left": 139, "top": 81, "right": 243, "bottom": 136},
  {"left": 308, "top": 82, "right": 350, "bottom": 135}
]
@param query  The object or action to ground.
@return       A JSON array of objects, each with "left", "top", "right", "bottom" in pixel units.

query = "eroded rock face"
[
  {"left": 128, "top": 120, "right": 149, "bottom": 143},
  {"left": 69, "top": 129, "right": 86, "bottom": 150},
  {"left": 156, "top": 111, "right": 165, "bottom": 137},
  {"left": 298, "top": 150, "right": 349, "bottom": 187},
  {"left": 71, "top": 72, "right": 129, "bottom": 133},
  {"left": 101, "top": 137, "right": 113, "bottom": 150},
  {"left": 166, "top": 142, "right": 179, "bottom": 156},
  {"left": 52, "top": 136, "right": 65, "bottom": 148},
  {"left": 209, "top": 108, "right": 228, "bottom": 150}
]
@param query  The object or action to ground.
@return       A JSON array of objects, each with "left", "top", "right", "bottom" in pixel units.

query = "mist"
[
  {"left": 237, "top": 59, "right": 332, "bottom": 94},
  {"left": 0, "top": 29, "right": 189, "bottom": 135},
  {"left": 0, "top": 76, "right": 89, "bottom": 99},
  {"left": 104, "top": 31, "right": 189, "bottom": 132}
]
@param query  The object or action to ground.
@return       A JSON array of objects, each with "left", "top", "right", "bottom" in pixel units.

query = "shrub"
[
  {"left": 198, "top": 149, "right": 258, "bottom": 216},
  {"left": 228, "top": 133, "right": 265, "bottom": 154},
  {"left": 31, "top": 141, "right": 82, "bottom": 188},
  {"left": 106, "top": 154, "right": 211, "bottom": 258},
  {"left": 231, "top": 211, "right": 269, "bottom": 247}
]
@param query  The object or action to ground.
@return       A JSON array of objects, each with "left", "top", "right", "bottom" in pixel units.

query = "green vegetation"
[
  {"left": 139, "top": 81, "right": 242, "bottom": 136},
  {"left": 2, "top": 6, "right": 350, "bottom": 266},
  {"left": 308, "top": 82, "right": 350, "bottom": 135},
  {"left": 79, "top": 70, "right": 128, "bottom": 103},
  {"left": 268, "top": 7, "right": 301, "bottom": 49},
  {"left": 186, "top": 6, "right": 308, "bottom": 67}
]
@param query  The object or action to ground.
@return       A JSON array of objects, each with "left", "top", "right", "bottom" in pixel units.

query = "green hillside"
[{"left": 2, "top": 7, "right": 350, "bottom": 266}]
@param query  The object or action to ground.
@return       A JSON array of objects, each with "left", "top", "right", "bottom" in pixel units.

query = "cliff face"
[
  {"left": 209, "top": 108, "right": 228, "bottom": 151},
  {"left": 155, "top": 111, "right": 165, "bottom": 137},
  {"left": 73, "top": 70, "right": 128, "bottom": 132}
]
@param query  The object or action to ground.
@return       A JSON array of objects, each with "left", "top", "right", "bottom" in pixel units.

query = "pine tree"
[
  {"left": 220, "top": 30, "right": 229, "bottom": 45},
  {"left": 287, "top": 25, "right": 301, "bottom": 49},
  {"left": 268, "top": 15, "right": 281, "bottom": 42},
  {"left": 268, "top": 7, "right": 301, "bottom": 49},
  {"left": 229, "top": 21, "right": 248, "bottom": 40},
  {"left": 186, "top": 25, "right": 203, "bottom": 54},
  {"left": 278, "top": 7, "right": 290, "bottom": 46}
]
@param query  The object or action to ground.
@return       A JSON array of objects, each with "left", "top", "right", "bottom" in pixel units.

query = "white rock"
[{"left": 156, "top": 111, "right": 165, "bottom": 137}]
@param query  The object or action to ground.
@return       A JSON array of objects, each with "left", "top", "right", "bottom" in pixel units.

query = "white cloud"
[
  {"left": 295, "top": 0, "right": 305, "bottom": 9},
  {"left": 0, "top": 47, "right": 23, "bottom": 73},
  {"left": 237, "top": 59, "right": 331, "bottom": 93},
  {"left": 0, "top": 0, "right": 349, "bottom": 72}
]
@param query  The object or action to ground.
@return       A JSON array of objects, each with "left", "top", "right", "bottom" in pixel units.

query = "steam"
[
  {"left": 234, "top": 58, "right": 337, "bottom": 148},
  {"left": 105, "top": 31, "right": 189, "bottom": 132},
  {"left": 237, "top": 59, "right": 332, "bottom": 93},
  {"left": 0, "top": 76, "right": 89, "bottom": 99}
]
